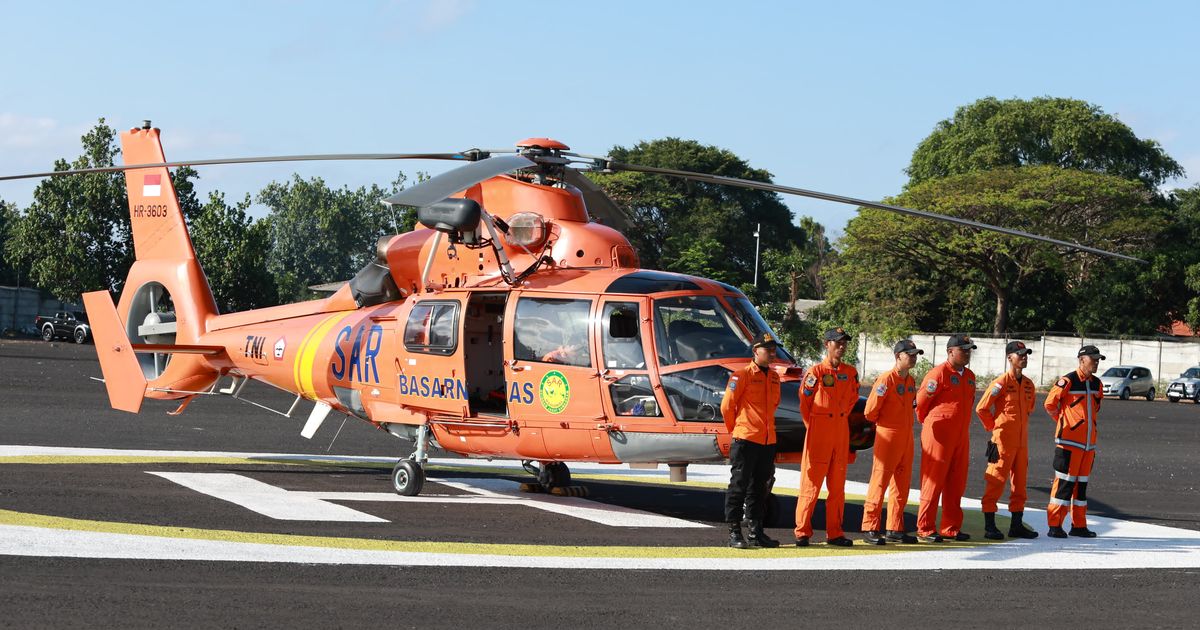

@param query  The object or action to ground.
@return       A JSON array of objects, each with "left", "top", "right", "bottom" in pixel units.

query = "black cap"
[
  {"left": 824, "top": 327, "right": 851, "bottom": 342},
  {"left": 1006, "top": 340, "right": 1033, "bottom": 356},
  {"left": 1078, "top": 345, "right": 1106, "bottom": 360},
  {"left": 751, "top": 333, "right": 778, "bottom": 349},
  {"left": 893, "top": 339, "right": 924, "bottom": 355},
  {"left": 946, "top": 334, "right": 977, "bottom": 350}
]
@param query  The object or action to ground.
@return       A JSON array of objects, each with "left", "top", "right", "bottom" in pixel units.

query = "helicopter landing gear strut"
[
  {"left": 519, "top": 461, "right": 588, "bottom": 497},
  {"left": 392, "top": 423, "right": 431, "bottom": 496}
]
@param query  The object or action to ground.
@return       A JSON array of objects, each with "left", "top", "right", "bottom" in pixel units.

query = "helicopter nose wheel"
[{"left": 391, "top": 459, "right": 425, "bottom": 496}]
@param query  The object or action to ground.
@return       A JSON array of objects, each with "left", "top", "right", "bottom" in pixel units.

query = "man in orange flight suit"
[
  {"left": 794, "top": 327, "right": 858, "bottom": 547},
  {"left": 1043, "top": 345, "right": 1105, "bottom": 539},
  {"left": 975, "top": 340, "right": 1040, "bottom": 540},
  {"left": 860, "top": 339, "right": 923, "bottom": 545},
  {"left": 721, "top": 333, "right": 782, "bottom": 549},
  {"left": 915, "top": 334, "right": 977, "bottom": 543}
]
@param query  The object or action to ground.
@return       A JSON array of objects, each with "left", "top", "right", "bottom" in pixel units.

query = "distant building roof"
[{"left": 1163, "top": 320, "right": 1196, "bottom": 337}]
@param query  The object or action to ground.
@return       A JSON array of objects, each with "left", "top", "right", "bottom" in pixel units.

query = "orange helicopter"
[{"left": 2, "top": 122, "right": 1138, "bottom": 496}]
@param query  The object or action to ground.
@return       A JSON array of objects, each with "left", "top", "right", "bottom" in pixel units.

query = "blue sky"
[{"left": 1, "top": 0, "right": 1197, "bottom": 237}]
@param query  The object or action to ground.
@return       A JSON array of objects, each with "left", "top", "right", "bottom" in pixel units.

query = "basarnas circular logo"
[{"left": 539, "top": 370, "right": 571, "bottom": 414}]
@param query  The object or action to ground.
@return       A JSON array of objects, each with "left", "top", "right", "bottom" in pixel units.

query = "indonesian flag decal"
[{"left": 143, "top": 174, "right": 162, "bottom": 197}]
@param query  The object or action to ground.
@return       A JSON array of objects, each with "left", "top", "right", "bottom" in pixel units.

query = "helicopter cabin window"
[
  {"left": 514, "top": 297, "right": 593, "bottom": 368},
  {"left": 403, "top": 302, "right": 459, "bottom": 355},
  {"left": 653, "top": 296, "right": 752, "bottom": 366},
  {"left": 601, "top": 302, "right": 645, "bottom": 369}
]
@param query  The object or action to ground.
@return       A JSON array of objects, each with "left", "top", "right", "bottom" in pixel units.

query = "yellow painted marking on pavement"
[
  {"left": 0, "top": 509, "right": 997, "bottom": 559},
  {"left": 298, "top": 312, "right": 354, "bottom": 398}
]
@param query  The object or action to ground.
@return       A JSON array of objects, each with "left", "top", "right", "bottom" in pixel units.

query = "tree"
[
  {"left": 1172, "top": 186, "right": 1200, "bottom": 335},
  {"left": 824, "top": 166, "right": 1163, "bottom": 335},
  {"left": 260, "top": 173, "right": 411, "bottom": 303},
  {"left": 4, "top": 119, "right": 130, "bottom": 301},
  {"left": 907, "top": 97, "right": 1184, "bottom": 189},
  {"left": 189, "top": 191, "right": 276, "bottom": 312},
  {"left": 0, "top": 200, "right": 19, "bottom": 286},
  {"left": 585, "top": 138, "right": 807, "bottom": 286}
]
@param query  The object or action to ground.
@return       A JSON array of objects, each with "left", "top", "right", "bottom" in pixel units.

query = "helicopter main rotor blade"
[
  {"left": 382, "top": 154, "right": 535, "bottom": 207},
  {"left": 559, "top": 167, "right": 634, "bottom": 231},
  {"left": 0, "top": 153, "right": 469, "bottom": 182},
  {"left": 607, "top": 162, "right": 1145, "bottom": 263}
]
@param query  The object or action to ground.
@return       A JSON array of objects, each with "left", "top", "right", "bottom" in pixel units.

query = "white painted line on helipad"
[{"left": 3, "top": 444, "right": 1200, "bottom": 570}]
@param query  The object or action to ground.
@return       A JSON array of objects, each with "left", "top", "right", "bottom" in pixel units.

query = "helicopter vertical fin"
[
  {"left": 112, "top": 126, "right": 221, "bottom": 400},
  {"left": 82, "top": 290, "right": 148, "bottom": 413}
]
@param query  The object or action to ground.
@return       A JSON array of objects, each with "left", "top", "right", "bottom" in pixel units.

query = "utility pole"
[{"left": 752, "top": 223, "right": 761, "bottom": 289}]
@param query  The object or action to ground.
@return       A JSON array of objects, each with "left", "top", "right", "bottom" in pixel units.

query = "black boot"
[
  {"left": 1008, "top": 512, "right": 1038, "bottom": 539},
  {"left": 983, "top": 512, "right": 1004, "bottom": 540},
  {"left": 1069, "top": 526, "right": 1098, "bottom": 538},
  {"left": 747, "top": 521, "right": 780, "bottom": 548},
  {"left": 728, "top": 522, "right": 749, "bottom": 549},
  {"left": 1047, "top": 525, "right": 1067, "bottom": 538}
]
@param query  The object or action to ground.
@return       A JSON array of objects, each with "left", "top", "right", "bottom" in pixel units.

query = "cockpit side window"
[
  {"left": 514, "top": 297, "right": 593, "bottom": 367},
  {"left": 601, "top": 302, "right": 645, "bottom": 369}
]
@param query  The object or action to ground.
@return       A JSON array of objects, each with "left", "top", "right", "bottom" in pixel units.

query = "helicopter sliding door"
[{"left": 463, "top": 292, "right": 508, "bottom": 417}]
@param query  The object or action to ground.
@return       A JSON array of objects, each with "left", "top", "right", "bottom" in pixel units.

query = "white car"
[
  {"left": 1099, "top": 365, "right": 1155, "bottom": 401},
  {"left": 1166, "top": 367, "right": 1200, "bottom": 403}
]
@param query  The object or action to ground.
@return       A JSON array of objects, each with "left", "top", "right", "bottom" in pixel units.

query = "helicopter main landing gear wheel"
[
  {"left": 391, "top": 459, "right": 425, "bottom": 496},
  {"left": 519, "top": 461, "right": 588, "bottom": 497}
]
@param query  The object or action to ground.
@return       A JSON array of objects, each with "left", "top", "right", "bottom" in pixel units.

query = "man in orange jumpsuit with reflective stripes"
[
  {"left": 915, "top": 334, "right": 977, "bottom": 543},
  {"left": 794, "top": 327, "right": 858, "bottom": 547},
  {"left": 721, "top": 333, "right": 782, "bottom": 548},
  {"left": 1043, "top": 345, "right": 1105, "bottom": 538},
  {"left": 860, "top": 339, "right": 923, "bottom": 545},
  {"left": 975, "top": 340, "right": 1039, "bottom": 540}
]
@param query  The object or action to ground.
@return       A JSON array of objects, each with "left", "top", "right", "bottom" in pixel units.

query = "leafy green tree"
[
  {"left": 907, "top": 96, "right": 1183, "bottom": 188},
  {"left": 4, "top": 119, "right": 130, "bottom": 301},
  {"left": 586, "top": 138, "right": 806, "bottom": 285},
  {"left": 0, "top": 200, "right": 19, "bottom": 285},
  {"left": 1172, "top": 185, "right": 1200, "bottom": 335},
  {"left": 189, "top": 191, "right": 276, "bottom": 312},
  {"left": 825, "top": 166, "right": 1162, "bottom": 335},
  {"left": 260, "top": 173, "right": 411, "bottom": 303}
]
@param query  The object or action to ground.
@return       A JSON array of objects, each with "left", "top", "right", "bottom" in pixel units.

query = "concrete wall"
[
  {"left": 0, "top": 286, "right": 82, "bottom": 336},
  {"left": 857, "top": 332, "right": 1200, "bottom": 388}
]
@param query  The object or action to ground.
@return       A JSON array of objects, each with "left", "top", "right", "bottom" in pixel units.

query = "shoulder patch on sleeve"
[
  {"left": 875, "top": 383, "right": 887, "bottom": 396},
  {"left": 926, "top": 380, "right": 938, "bottom": 394},
  {"left": 1056, "top": 377, "right": 1068, "bottom": 388},
  {"left": 728, "top": 378, "right": 737, "bottom": 391},
  {"left": 804, "top": 373, "right": 817, "bottom": 388},
  {"left": 991, "top": 383, "right": 1002, "bottom": 396}
]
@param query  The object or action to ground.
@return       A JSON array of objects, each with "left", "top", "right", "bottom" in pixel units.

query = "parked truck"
[{"left": 34, "top": 311, "right": 91, "bottom": 344}]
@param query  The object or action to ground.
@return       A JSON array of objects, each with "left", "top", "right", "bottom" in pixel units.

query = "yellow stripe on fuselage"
[{"left": 293, "top": 312, "right": 353, "bottom": 399}]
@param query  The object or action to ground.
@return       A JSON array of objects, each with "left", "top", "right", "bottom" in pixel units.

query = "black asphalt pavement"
[{"left": 1, "top": 339, "right": 1199, "bottom": 628}]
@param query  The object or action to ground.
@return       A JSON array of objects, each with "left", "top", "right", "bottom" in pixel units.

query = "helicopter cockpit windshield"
[
  {"left": 654, "top": 296, "right": 751, "bottom": 366},
  {"left": 727, "top": 296, "right": 796, "bottom": 364},
  {"left": 653, "top": 295, "right": 794, "bottom": 366},
  {"left": 652, "top": 293, "right": 795, "bottom": 423}
]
